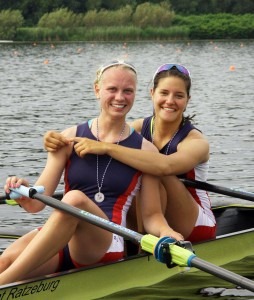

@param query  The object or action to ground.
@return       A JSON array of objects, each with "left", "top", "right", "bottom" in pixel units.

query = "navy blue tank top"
[
  {"left": 141, "top": 116, "right": 196, "bottom": 154},
  {"left": 64, "top": 121, "right": 142, "bottom": 225}
]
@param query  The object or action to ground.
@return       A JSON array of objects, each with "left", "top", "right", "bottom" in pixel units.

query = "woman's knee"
[
  {"left": 0, "top": 255, "right": 13, "bottom": 271},
  {"left": 62, "top": 190, "right": 89, "bottom": 207}
]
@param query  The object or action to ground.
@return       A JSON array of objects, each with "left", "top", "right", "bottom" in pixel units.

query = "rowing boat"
[{"left": 1, "top": 200, "right": 254, "bottom": 300}]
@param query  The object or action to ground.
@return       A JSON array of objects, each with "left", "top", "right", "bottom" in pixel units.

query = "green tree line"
[
  {"left": 0, "top": 0, "right": 254, "bottom": 26},
  {"left": 0, "top": 1, "right": 254, "bottom": 41}
]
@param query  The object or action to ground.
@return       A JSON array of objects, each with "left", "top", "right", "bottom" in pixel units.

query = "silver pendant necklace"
[
  {"left": 94, "top": 118, "right": 126, "bottom": 203},
  {"left": 152, "top": 117, "right": 179, "bottom": 155}
]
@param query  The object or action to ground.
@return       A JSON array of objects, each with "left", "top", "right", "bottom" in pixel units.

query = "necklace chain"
[
  {"left": 152, "top": 118, "right": 179, "bottom": 155},
  {"left": 95, "top": 118, "right": 126, "bottom": 202}
]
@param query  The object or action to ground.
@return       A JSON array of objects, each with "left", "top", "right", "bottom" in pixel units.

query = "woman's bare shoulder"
[
  {"left": 187, "top": 128, "right": 209, "bottom": 141},
  {"left": 129, "top": 118, "right": 144, "bottom": 134},
  {"left": 61, "top": 126, "right": 77, "bottom": 138}
]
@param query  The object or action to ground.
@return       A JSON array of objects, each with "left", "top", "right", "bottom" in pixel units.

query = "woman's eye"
[{"left": 124, "top": 89, "right": 134, "bottom": 95}]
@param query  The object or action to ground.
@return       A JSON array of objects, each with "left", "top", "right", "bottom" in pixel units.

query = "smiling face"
[
  {"left": 151, "top": 75, "right": 190, "bottom": 124},
  {"left": 94, "top": 66, "right": 137, "bottom": 119}
]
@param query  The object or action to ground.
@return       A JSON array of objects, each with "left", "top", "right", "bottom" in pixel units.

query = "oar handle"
[
  {"left": 8, "top": 186, "right": 45, "bottom": 200},
  {"left": 0, "top": 189, "right": 64, "bottom": 204}
]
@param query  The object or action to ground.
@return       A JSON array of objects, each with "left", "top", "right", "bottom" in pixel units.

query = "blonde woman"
[{"left": 1, "top": 61, "right": 182, "bottom": 285}]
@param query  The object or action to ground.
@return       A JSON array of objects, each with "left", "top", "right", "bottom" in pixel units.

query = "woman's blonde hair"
[{"left": 94, "top": 60, "right": 137, "bottom": 85}]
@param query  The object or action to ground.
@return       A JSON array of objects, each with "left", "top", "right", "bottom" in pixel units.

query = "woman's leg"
[
  {"left": 0, "top": 230, "right": 38, "bottom": 273},
  {"left": 161, "top": 175, "right": 199, "bottom": 239},
  {"left": 66, "top": 191, "right": 112, "bottom": 265},
  {"left": 0, "top": 190, "right": 112, "bottom": 285},
  {"left": 126, "top": 196, "right": 138, "bottom": 232},
  {"left": 0, "top": 229, "right": 60, "bottom": 280},
  {"left": 126, "top": 194, "right": 144, "bottom": 233}
]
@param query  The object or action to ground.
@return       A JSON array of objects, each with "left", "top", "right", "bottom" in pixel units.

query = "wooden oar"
[
  {"left": 181, "top": 178, "right": 254, "bottom": 201},
  {"left": 8, "top": 185, "right": 254, "bottom": 292}
]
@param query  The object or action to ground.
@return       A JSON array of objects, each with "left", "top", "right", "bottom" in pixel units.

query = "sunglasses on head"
[
  {"left": 152, "top": 63, "right": 191, "bottom": 84},
  {"left": 98, "top": 60, "right": 137, "bottom": 80}
]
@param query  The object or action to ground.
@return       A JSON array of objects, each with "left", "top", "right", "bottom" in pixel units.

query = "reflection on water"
[{"left": 0, "top": 40, "right": 254, "bottom": 296}]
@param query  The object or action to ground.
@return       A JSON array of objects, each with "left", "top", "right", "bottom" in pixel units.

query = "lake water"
[{"left": 0, "top": 40, "right": 254, "bottom": 298}]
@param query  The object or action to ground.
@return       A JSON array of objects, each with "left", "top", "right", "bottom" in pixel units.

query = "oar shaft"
[
  {"left": 191, "top": 257, "right": 254, "bottom": 292},
  {"left": 181, "top": 178, "right": 254, "bottom": 201}
]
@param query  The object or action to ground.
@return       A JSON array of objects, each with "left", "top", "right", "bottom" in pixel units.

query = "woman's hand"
[
  {"left": 4, "top": 176, "right": 46, "bottom": 212},
  {"left": 44, "top": 131, "right": 70, "bottom": 152},
  {"left": 160, "top": 227, "right": 184, "bottom": 242},
  {"left": 5, "top": 176, "right": 29, "bottom": 195},
  {"left": 70, "top": 137, "right": 108, "bottom": 157},
  {"left": 4, "top": 176, "right": 31, "bottom": 207}
]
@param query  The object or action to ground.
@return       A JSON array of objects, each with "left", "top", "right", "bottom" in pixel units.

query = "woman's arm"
[
  {"left": 44, "top": 119, "right": 144, "bottom": 152},
  {"left": 5, "top": 147, "right": 68, "bottom": 213},
  {"left": 44, "top": 125, "right": 209, "bottom": 177},
  {"left": 32, "top": 127, "right": 76, "bottom": 208},
  {"left": 69, "top": 131, "right": 209, "bottom": 176},
  {"left": 5, "top": 128, "right": 75, "bottom": 213}
]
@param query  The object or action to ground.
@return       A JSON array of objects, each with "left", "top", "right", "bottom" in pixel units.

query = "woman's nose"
[
  {"left": 165, "top": 94, "right": 174, "bottom": 103},
  {"left": 115, "top": 90, "right": 125, "bottom": 100}
]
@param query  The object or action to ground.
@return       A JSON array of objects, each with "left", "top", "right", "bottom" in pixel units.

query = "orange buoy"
[{"left": 229, "top": 65, "right": 235, "bottom": 71}]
